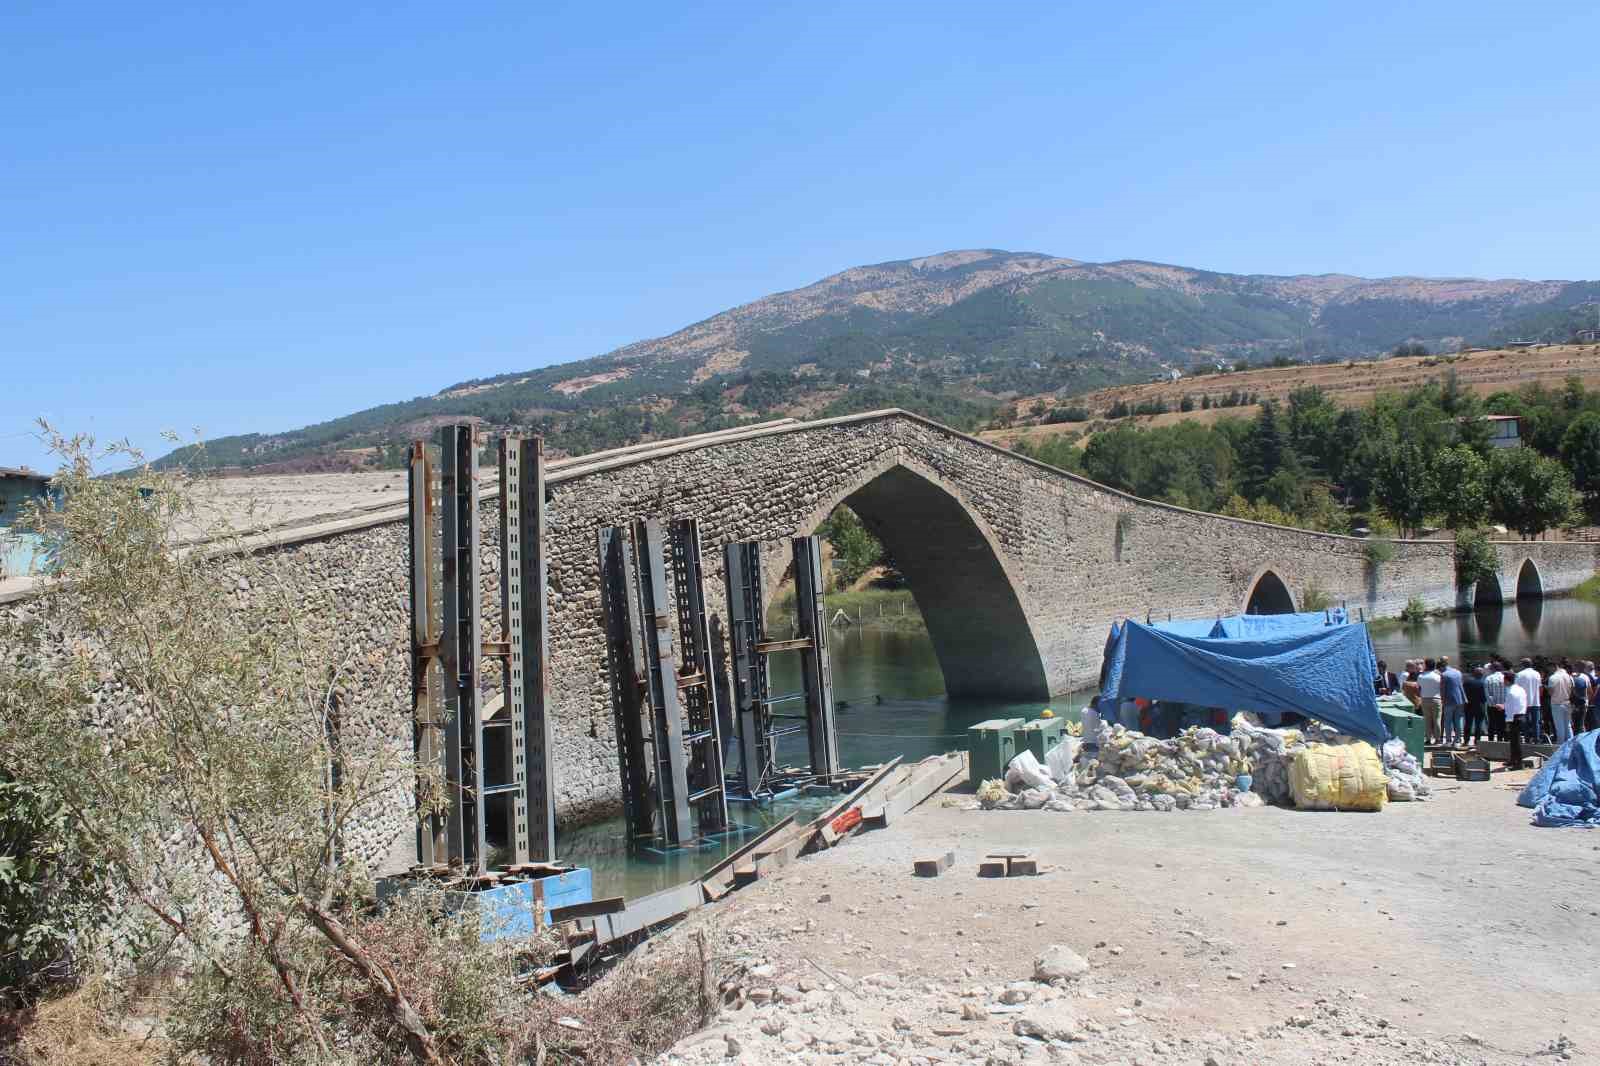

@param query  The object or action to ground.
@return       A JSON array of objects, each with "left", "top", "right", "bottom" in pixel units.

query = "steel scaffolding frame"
[
  {"left": 408, "top": 424, "right": 555, "bottom": 872},
  {"left": 596, "top": 517, "right": 729, "bottom": 847},
  {"left": 722, "top": 535, "right": 839, "bottom": 798}
]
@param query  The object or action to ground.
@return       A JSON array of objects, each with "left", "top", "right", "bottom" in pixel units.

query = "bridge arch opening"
[
  {"left": 1244, "top": 569, "right": 1296, "bottom": 615},
  {"left": 813, "top": 463, "right": 1050, "bottom": 700},
  {"left": 1516, "top": 558, "right": 1543, "bottom": 600},
  {"left": 1474, "top": 576, "right": 1504, "bottom": 607}
]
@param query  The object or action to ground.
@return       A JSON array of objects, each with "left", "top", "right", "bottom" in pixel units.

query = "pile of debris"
[{"left": 982, "top": 713, "right": 1428, "bottom": 813}]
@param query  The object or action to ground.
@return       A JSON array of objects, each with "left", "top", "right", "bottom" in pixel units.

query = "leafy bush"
[
  {"left": 0, "top": 774, "right": 112, "bottom": 1004},
  {"left": 1363, "top": 540, "right": 1396, "bottom": 568},
  {"left": 1400, "top": 597, "right": 1429, "bottom": 625},
  {"left": 1453, "top": 529, "right": 1500, "bottom": 589}
]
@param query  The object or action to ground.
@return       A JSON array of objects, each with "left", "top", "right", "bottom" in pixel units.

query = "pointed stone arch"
[
  {"left": 1516, "top": 558, "right": 1544, "bottom": 600},
  {"left": 1474, "top": 575, "right": 1504, "bottom": 607},
  {"left": 791, "top": 455, "right": 1050, "bottom": 699},
  {"left": 1243, "top": 567, "right": 1297, "bottom": 615}
]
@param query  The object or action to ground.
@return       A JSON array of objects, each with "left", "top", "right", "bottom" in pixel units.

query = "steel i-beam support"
[
  {"left": 794, "top": 535, "right": 839, "bottom": 783},
  {"left": 633, "top": 518, "right": 694, "bottom": 845},
  {"left": 500, "top": 435, "right": 555, "bottom": 864},
  {"left": 408, "top": 441, "right": 446, "bottom": 866},
  {"left": 439, "top": 423, "right": 486, "bottom": 870},
  {"left": 598, "top": 525, "right": 655, "bottom": 841},
  {"left": 670, "top": 518, "right": 729, "bottom": 835},
  {"left": 723, "top": 541, "right": 771, "bottom": 794}
]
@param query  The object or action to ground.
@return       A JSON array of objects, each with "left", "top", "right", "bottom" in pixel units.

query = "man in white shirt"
[
  {"left": 1514, "top": 659, "right": 1544, "bottom": 743},
  {"left": 1418, "top": 659, "right": 1443, "bottom": 745},
  {"left": 1547, "top": 661, "right": 1574, "bottom": 744},
  {"left": 1502, "top": 672, "right": 1527, "bottom": 769}
]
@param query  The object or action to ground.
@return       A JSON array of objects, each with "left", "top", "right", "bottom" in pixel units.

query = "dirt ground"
[{"left": 661, "top": 767, "right": 1596, "bottom": 1064}]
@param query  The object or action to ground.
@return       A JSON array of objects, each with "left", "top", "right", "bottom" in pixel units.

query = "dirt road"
[{"left": 662, "top": 768, "right": 1595, "bottom": 1064}]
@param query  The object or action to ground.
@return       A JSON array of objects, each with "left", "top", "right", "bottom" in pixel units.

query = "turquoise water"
[
  {"left": 559, "top": 627, "right": 1096, "bottom": 898},
  {"left": 563, "top": 598, "right": 1600, "bottom": 897}
]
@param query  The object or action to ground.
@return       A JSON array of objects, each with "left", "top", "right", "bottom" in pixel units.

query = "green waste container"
[
  {"left": 1017, "top": 717, "right": 1067, "bottom": 764},
  {"left": 1378, "top": 702, "right": 1424, "bottom": 764},
  {"left": 968, "top": 718, "right": 1024, "bottom": 789}
]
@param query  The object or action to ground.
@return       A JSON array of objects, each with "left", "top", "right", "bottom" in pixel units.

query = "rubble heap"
[{"left": 984, "top": 713, "right": 1428, "bottom": 812}]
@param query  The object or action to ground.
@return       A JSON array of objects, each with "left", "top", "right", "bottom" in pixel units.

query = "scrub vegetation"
[
  {"left": 1014, "top": 372, "right": 1587, "bottom": 539},
  {"left": 0, "top": 427, "right": 733, "bottom": 1065}
]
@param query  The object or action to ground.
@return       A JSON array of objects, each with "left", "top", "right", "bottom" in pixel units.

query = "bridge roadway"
[{"left": 4, "top": 409, "right": 1596, "bottom": 837}]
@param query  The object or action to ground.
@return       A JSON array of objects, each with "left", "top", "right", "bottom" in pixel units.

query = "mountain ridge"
[{"left": 155, "top": 249, "right": 1599, "bottom": 474}]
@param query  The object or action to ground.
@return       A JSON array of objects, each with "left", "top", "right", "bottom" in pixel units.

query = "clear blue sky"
[{"left": 4, "top": 1, "right": 1597, "bottom": 470}]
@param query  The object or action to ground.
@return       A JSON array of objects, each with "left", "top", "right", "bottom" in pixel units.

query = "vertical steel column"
[
  {"left": 597, "top": 526, "right": 655, "bottom": 840},
  {"left": 408, "top": 441, "right": 445, "bottom": 866},
  {"left": 670, "top": 519, "right": 728, "bottom": 835},
  {"left": 723, "top": 541, "right": 771, "bottom": 794},
  {"left": 499, "top": 436, "right": 555, "bottom": 864},
  {"left": 794, "top": 535, "right": 839, "bottom": 783},
  {"left": 439, "top": 423, "right": 485, "bottom": 871},
  {"left": 633, "top": 518, "right": 694, "bottom": 845}
]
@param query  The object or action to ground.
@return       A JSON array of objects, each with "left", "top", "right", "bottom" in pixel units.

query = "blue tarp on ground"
[
  {"left": 1517, "top": 730, "right": 1600, "bottom": 827},
  {"left": 1100, "top": 618, "right": 1388, "bottom": 744}
]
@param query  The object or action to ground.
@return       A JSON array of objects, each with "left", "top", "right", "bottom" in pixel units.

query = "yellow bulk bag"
[{"left": 1290, "top": 742, "right": 1387, "bottom": 812}]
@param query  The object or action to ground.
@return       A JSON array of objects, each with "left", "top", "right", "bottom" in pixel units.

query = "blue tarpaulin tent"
[
  {"left": 1100, "top": 618, "right": 1388, "bottom": 744},
  {"left": 1517, "top": 731, "right": 1600, "bottom": 827},
  {"left": 1209, "top": 608, "right": 1348, "bottom": 639},
  {"left": 1151, "top": 610, "right": 1349, "bottom": 640}
]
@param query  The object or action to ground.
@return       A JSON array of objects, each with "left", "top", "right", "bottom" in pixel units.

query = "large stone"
[
  {"left": 1033, "top": 944, "right": 1090, "bottom": 982},
  {"left": 1013, "top": 1001, "right": 1081, "bottom": 1041}
]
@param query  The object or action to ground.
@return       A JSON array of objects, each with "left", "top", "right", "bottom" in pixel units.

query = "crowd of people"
[{"left": 1376, "top": 655, "right": 1599, "bottom": 765}]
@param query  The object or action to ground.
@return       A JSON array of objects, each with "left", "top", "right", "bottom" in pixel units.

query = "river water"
[{"left": 562, "top": 598, "right": 1600, "bottom": 896}]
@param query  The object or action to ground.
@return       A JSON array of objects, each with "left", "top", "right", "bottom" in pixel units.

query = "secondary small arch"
[
  {"left": 1244, "top": 568, "right": 1297, "bottom": 615},
  {"left": 1516, "top": 558, "right": 1544, "bottom": 600}
]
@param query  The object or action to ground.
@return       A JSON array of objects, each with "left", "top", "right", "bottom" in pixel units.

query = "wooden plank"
[
  {"left": 580, "top": 881, "right": 702, "bottom": 946},
  {"left": 698, "top": 815, "right": 795, "bottom": 887},
  {"left": 914, "top": 851, "right": 955, "bottom": 877},
  {"left": 874, "top": 754, "right": 964, "bottom": 824},
  {"left": 548, "top": 896, "right": 626, "bottom": 923},
  {"left": 806, "top": 756, "right": 903, "bottom": 848}
]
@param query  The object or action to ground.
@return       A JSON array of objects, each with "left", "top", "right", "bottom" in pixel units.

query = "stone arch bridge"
[{"left": 4, "top": 409, "right": 1595, "bottom": 825}]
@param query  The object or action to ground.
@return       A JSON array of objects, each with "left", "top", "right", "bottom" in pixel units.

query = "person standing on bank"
[
  {"left": 1440, "top": 656, "right": 1466, "bottom": 748},
  {"left": 1484, "top": 663, "right": 1508, "bottom": 743},
  {"left": 1419, "top": 658, "right": 1443, "bottom": 746},
  {"left": 1548, "top": 659, "right": 1574, "bottom": 745},
  {"left": 1571, "top": 663, "right": 1590, "bottom": 738},
  {"left": 1503, "top": 670, "right": 1527, "bottom": 770},
  {"left": 1514, "top": 659, "right": 1544, "bottom": 743},
  {"left": 1464, "top": 665, "right": 1488, "bottom": 748}
]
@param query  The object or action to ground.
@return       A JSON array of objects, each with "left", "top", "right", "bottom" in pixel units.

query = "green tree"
[
  {"left": 818, "top": 505, "right": 883, "bottom": 589},
  {"left": 1488, "top": 446, "right": 1580, "bottom": 537},
  {"left": 1560, "top": 410, "right": 1600, "bottom": 514},
  {"left": 1372, "top": 440, "right": 1435, "bottom": 537},
  {"left": 1429, "top": 445, "right": 1489, "bottom": 530}
]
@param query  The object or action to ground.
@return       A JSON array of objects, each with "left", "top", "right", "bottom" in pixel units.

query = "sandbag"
[
  {"left": 1044, "top": 736, "right": 1082, "bottom": 783},
  {"left": 1290, "top": 742, "right": 1387, "bottom": 812},
  {"left": 1005, "top": 749, "right": 1055, "bottom": 791}
]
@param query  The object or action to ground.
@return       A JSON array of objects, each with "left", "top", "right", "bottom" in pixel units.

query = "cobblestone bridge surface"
[{"left": 6, "top": 410, "right": 1596, "bottom": 854}]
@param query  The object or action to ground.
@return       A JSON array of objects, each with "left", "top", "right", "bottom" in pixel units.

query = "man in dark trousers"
[{"left": 1463, "top": 665, "right": 1488, "bottom": 748}]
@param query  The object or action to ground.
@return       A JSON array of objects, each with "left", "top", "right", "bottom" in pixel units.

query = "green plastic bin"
[
  {"left": 1378, "top": 702, "right": 1424, "bottom": 764},
  {"left": 1017, "top": 717, "right": 1067, "bottom": 764},
  {"left": 967, "top": 718, "right": 1024, "bottom": 789}
]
